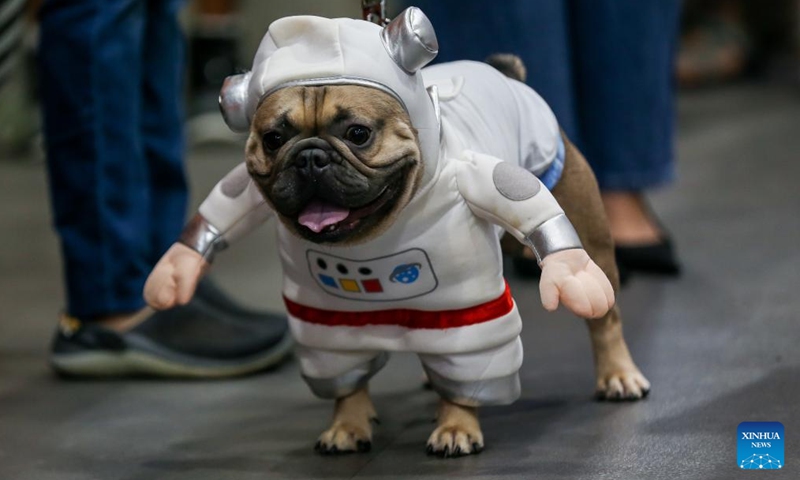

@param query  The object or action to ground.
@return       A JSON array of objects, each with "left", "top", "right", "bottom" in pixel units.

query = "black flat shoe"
[
  {"left": 50, "top": 279, "right": 292, "bottom": 378},
  {"left": 615, "top": 237, "right": 681, "bottom": 276}
]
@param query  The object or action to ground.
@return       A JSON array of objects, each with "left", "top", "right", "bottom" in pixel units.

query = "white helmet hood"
[{"left": 220, "top": 7, "right": 441, "bottom": 186}]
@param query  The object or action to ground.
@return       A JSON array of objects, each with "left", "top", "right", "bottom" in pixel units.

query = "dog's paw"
[
  {"left": 426, "top": 424, "right": 484, "bottom": 458},
  {"left": 595, "top": 369, "right": 651, "bottom": 401},
  {"left": 315, "top": 423, "right": 372, "bottom": 455}
]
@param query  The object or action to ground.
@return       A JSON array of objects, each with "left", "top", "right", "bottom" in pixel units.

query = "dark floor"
[{"left": 1, "top": 84, "right": 798, "bottom": 480}]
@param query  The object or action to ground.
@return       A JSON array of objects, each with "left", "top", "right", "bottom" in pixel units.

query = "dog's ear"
[
  {"left": 219, "top": 71, "right": 253, "bottom": 133},
  {"left": 381, "top": 7, "right": 438, "bottom": 74}
]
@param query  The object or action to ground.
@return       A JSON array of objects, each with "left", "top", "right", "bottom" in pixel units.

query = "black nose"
[{"left": 295, "top": 148, "right": 330, "bottom": 176}]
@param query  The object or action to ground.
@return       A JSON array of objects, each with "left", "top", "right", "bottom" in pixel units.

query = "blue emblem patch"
[{"left": 389, "top": 263, "right": 421, "bottom": 284}]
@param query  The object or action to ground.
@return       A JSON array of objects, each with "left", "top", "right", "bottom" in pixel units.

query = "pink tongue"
[{"left": 298, "top": 200, "right": 351, "bottom": 233}]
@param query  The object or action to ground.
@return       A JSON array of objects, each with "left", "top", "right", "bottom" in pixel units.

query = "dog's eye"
[
  {"left": 262, "top": 131, "right": 285, "bottom": 151},
  {"left": 345, "top": 125, "right": 371, "bottom": 146}
]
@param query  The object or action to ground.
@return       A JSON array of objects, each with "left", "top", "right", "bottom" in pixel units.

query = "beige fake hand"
[
  {"left": 144, "top": 243, "right": 209, "bottom": 310},
  {"left": 539, "top": 249, "right": 615, "bottom": 319}
]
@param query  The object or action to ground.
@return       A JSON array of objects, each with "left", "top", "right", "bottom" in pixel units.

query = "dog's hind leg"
[
  {"left": 550, "top": 134, "right": 651, "bottom": 400},
  {"left": 426, "top": 399, "right": 484, "bottom": 458},
  {"left": 315, "top": 387, "right": 378, "bottom": 454}
]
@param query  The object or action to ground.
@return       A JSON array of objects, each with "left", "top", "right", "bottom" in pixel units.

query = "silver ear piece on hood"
[
  {"left": 219, "top": 71, "right": 252, "bottom": 133},
  {"left": 381, "top": 7, "right": 438, "bottom": 74}
]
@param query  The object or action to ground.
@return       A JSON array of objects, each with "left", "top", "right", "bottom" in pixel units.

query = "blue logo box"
[{"left": 738, "top": 422, "right": 784, "bottom": 470}]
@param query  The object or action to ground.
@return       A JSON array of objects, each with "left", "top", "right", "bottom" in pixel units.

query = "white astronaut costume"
[{"left": 181, "top": 9, "right": 582, "bottom": 407}]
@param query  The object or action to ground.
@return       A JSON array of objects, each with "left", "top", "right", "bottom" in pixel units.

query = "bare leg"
[
  {"left": 59, "top": 308, "right": 153, "bottom": 334},
  {"left": 601, "top": 192, "right": 662, "bottom": 244},
  {"left": 426, "top": 398, "right": 484, "bottom": 458},
  {"left": 315, "top": 387, "right": 377, "bottom": 454}
]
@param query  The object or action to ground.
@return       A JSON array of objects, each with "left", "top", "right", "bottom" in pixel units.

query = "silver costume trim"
[
  {"left": 257, "top": 76, "right": 408, "bottom": 115},
  {"left": 303, "top": 352, "right": 389, "bottom": 399},
  {"left": 219, "top": 72, "right": 253, "bottom": 133},
  {"left": 426, "top": 84, "right": 441, "bottom": 134},
  {"left": 380, "top": 7, "right": 438, "bottom": 74},
  {"left": 423, "top": 368, "right": 521, "bottom": 407},
  {"left": 178, "top": 214, "right": 228, "bottom": 262},
  {"left": 526, "top": 213, "right": 583, "bottom": 263}
]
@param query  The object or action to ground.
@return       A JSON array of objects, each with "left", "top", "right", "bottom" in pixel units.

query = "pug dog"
[
  {"left": 248, "top": 85, "right": 422, "bottom": 245},
  {"left": 144, "top": 8, "right": 649, "bottom": 458}
]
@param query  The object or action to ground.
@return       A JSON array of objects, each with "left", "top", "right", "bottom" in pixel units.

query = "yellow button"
[{"left": 339, "top": 278, "right": 361, "bottom": 292}]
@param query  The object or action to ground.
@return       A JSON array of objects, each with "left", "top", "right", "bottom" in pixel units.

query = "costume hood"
[{"left": 219, "top": 7, "right": 441, "bottom": 185}]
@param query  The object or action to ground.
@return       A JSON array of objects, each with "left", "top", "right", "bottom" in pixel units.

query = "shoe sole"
[{"left": 50, "top": 333, "right": 293, "bottom": 379}]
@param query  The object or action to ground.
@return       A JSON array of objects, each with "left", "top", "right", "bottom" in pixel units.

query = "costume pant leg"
[
  {"left": 39, "top": 0, "right": 150, "bottom": 319},
  {"left": 295, "top": 346, "right": 389, "bottom": 399},
  {"left": 405, "top": 0, "right": 579, "bottom": 141},
  {"left": 569, "top": 0, "right": 681, "bottom": 190},
  {"left": 141, "top": 0, "right": 188, "bottom": 264},
  {"left": 419, "top": 337, "right": 523, "bottom": 407}
]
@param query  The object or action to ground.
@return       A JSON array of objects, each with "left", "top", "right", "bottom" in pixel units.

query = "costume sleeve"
[
  {"left": 179, "top": 163, "right": 273, "bottom": 261},
  {"left": 455, "top": 150, "right": 582, "bottom": 263}
]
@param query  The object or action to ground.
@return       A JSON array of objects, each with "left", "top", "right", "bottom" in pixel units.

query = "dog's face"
[{"left": 245, "top": 85, "right": 423, "bottom": 244}]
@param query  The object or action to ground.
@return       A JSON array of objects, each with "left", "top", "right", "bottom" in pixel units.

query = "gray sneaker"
[{"left": 50, "top": 279, "right": 292, "bottom": 378}]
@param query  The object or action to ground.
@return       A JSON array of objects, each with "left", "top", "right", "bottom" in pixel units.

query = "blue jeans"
[
  {"left": 39, "top": 0, "right": 187, "bottom": 320},
  {"left": 409, "top": 0, "right": 680, "bottom": 191}
]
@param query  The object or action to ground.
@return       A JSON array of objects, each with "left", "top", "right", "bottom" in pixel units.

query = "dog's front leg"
[
  {"left": 426, "top": 399, "right": 484, "bottom": 458},
  {"left": 585, "top": 307, "right": 651, "bottom": 400},
  {"left": 315, "top": 387, "right": 377, "bottom": 454},
  {"left": 552, "top": 134, "right": 650, "bottom": 400}
]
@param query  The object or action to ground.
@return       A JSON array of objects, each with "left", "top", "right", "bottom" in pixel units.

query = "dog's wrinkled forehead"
[
  {"left": 218, "top": 7, "right": 442, "bottom": 186},
  {"left": 252, "top": 84, "right": 409, "bottom": 132},
  {"left": 255, "top": 78, "right": 409, "bottom": 121}
]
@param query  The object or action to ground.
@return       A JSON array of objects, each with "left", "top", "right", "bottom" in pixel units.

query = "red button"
[{"left": 361, "top": 279, "right": 383, "bottom": 293}]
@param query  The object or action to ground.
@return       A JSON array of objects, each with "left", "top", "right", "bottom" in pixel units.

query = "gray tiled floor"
[{"left": 1, "top": 84, "right": 798, "bottom": 479}]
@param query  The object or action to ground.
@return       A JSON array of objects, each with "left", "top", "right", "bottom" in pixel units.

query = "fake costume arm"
[
  {"left": 180, "top": 163, "right": 273, "bottom": 261},
  {"left": 144, "top": 163, "right": 271, "bottom": 309},
  {"left": 455, "top": 150, "right": 581, "bottom": 263},
  {"left": 455, "top": 150, "right": 614, "bottom": 319}
]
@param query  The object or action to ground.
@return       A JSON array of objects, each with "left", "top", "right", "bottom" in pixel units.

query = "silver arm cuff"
[
  {"left": 525, "top": 213, "right": 582, "bottom": 264},
  {"left": 178, "top": 214, "right": 227, "bottom": 262}
]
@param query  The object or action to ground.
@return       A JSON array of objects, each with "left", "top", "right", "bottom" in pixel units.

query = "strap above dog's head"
[{"left": 362, "top": 0, "right": 389, "bottom": 26}]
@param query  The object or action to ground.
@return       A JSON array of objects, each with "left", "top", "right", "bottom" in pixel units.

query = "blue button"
[{"left": 319, "top": 274, "right": 338, "bottom": 288}]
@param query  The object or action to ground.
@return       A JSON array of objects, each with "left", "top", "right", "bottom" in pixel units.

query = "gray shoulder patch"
[
  {"left": 492, "top": 162, "right": 541, "bottom": 201},
  {"left": 220, "top": 163, "right": 251, "bottom": 199}
]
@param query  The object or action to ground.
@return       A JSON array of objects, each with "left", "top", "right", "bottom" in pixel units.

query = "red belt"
[{"left": 284, "top": 282, "right": 513, "bottom": 330}]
